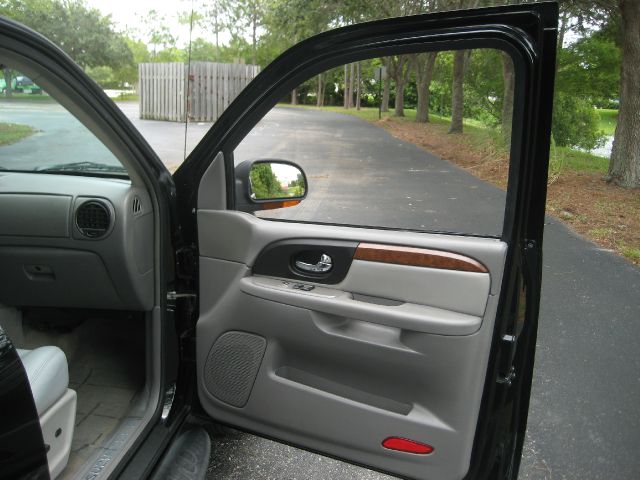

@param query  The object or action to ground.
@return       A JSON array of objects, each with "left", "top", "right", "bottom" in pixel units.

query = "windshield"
[{"left": 0, "top": 70, "right": 127, "bottom": 178}]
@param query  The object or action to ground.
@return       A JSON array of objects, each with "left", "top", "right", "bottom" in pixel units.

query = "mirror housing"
[{"left": 235, "top": 159, "right": 308, "bottom": 213}]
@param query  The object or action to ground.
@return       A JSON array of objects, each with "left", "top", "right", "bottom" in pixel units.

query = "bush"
[
  {"left": 552, "top": 92, "right": 605, "bottom": 150},
  {"left": 85, "top": 66, "right": 122, "bottom": 89}
]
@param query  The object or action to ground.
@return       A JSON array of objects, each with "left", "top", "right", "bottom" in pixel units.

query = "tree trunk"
[
  {"left": 501, "top": 52, "right": 515, "bottom": 146},
  {"left": 356, "top": 62, "right": 361, "bottom": 110},
  {"left": 316, "top": 74, "right": 324, "bottom": 107},
  {"left": 394, "top": 77, "right": 405, "bottom": 117},
  {"left": 348, "top": 63, "right": 355, "bottom": 109},
  {"left": 3, "top": 68, "right": 12, "bottom": 97},
  {"left": 392, "top": 55, "right": 410, "bottom": 117},
  {"left": 449, "top": 49, "right": 466, "bottom": 134},
  {"left": 415, "top": 52, "right": 437, "bottom": 123},
  {"left": 252, "top": 14, "right": 257, "bottom": 66},
  {"left": 382, "top": 58, "right": 390, "bottom": 112},
  {"left": 557, "top": 10, "right": 569, "bottom": 51},
  {"left": 343, "top": 64, "right": 349, "bottom": 109},
  {"left": 291, "top": 88, "right": 298, "bottom": 105},
  {"left": 608, "top": 0, "right": 640, "bottom": 188},
  {"left": 214, "top": 8, "right": 220, "bottom": 61}
]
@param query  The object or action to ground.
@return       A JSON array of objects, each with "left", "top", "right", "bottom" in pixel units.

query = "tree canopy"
[{"left": 0, "top": 0, "right": 132, "bottom": 69}]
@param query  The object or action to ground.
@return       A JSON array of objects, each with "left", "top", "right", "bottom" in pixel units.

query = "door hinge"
[
  {"left": 497, "top": 365, "right": 516, "bottom": 386},
  {"left": 497, "top": 334, "right": 517, "bottom": 386},
  {"left": 167, "top": 291, "right": 197, "bottom": 302}
]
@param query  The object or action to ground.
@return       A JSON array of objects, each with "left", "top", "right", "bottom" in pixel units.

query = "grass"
[
  {"left": 619, "top": 245, "right": 640, "bottom": 262},
  {"left": 597, "top": 109, "right": 618, "bottom": 136},
  {"left": 0, "top": 122, "right": 36, "bottom": 146},
  {"left": 556, "top": 147, "right": 609, "bottom": 173},
  {"left": 0, "top": 93, "right": 54, "bottom": 102},
  {"left": 114, "top": 93, "right": 139, "bottom": 102}
]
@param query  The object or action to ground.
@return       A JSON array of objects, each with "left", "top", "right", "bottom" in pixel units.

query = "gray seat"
[
  {"left": 18, "top": 346, "right": 76, "bottom": 479},
  {"left": 18, "top": 347, "right": 69, "bottom": 415}
]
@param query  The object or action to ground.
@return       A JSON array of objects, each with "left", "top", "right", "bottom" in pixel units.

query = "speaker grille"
[{"left": 203, "top": 331, "right": 266, "bottom": 408}]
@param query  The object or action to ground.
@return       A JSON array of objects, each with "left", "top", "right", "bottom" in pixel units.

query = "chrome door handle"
[{"left": 295, "top": 254, "right": 333, "bottom": 273}]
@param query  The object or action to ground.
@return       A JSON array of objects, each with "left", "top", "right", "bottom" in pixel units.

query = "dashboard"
[{"left": 0, "top": 172, "right": 154, "bottom": 311}]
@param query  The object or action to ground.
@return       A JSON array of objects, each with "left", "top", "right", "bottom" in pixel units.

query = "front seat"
[{"left": 18, "top": 346, "right": 76, "bottom": 479}]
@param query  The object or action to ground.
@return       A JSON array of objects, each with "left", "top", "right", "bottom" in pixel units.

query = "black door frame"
[{"left": 174, "top": 3, "right": 557, "bottom": 479}]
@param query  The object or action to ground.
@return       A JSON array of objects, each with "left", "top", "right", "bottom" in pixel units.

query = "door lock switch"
[{"left": 292, "top": 283, "right": 315, "bottom": 291}]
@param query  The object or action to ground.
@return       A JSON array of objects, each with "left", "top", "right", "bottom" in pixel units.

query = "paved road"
[
  {"left": 0, "top": 101, "right": 121, "bottom": 170},
  {"left": 116, "top": 102, "right": 211, "bottom": 171},
  {"left": 3, "top": 102, "right": 640, "bottom": 479},
  {"left": 0, "top": 101, "right": 209, "bottom": 171}
]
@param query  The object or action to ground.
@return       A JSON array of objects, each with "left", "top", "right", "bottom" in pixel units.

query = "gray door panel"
[
  {"left": 240, "top": 276, "right": 485, "bottom": 336},
  {"left": 196, "top": 210, "right": 507, "bottom": 480},
  {"left": 198, "top": 210, "right": 506, "bottom": 292}
]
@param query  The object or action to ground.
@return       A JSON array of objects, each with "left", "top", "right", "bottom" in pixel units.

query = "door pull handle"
[{"left": 295, "top": 254, "right": 333, "bottom": 273}]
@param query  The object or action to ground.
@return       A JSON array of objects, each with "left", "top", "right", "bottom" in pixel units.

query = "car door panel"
[
  {"left": 196, "top": 209, "right": 506, "bottom": 480},
  {"left": 175, "top": 4, "right": 558, "bottom": 479}
]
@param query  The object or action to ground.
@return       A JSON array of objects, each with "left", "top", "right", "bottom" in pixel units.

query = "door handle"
[{"left": 295, "top": 254, "right": 333, "bottom": 273}]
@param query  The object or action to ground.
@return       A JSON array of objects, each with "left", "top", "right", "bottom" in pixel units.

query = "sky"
[
  {"left": 86, "top": 0, "right": 581, "bottom": 49},
  {"left": 85, "top": 0, "right": 228, "bottom": 47}
]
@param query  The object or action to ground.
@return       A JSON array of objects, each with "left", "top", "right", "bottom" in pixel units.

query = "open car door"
[{"left": 174, "top": 3, "right": 557, "bottom": 479}]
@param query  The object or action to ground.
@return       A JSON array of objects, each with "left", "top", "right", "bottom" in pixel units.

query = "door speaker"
[{"left": 203, "top": 331, "right": 267, "bottom": 408}]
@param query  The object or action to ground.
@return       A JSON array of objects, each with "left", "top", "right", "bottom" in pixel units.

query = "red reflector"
[{"left": 382, "top": 437, "right": 434, "bottom": 454}]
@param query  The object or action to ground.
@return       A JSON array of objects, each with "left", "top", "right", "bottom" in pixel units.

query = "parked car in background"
[{"left": 1, "top": 74, "right": 43, "bottom": 93}]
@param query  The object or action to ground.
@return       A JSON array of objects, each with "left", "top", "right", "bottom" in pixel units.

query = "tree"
[
  {"left": 550, "top": 0, "right": 638, "bottom": 186},
  {"left": 607, "top": 0, "right": 640, "bottom": 188},
  {"left": 501, "top": 52, "right": 515, "bottom": 143},
  {"left": 388, "top": 55, "right": 412, "bottom": 117},
  {"left": 0, "top": 0, "right": 133, "bottom": 95},
  {"left": 250, "top": 163, "right": 283, "bottom": 198},
  {"left": 184, "top": 0, "right": 230, "bottom": 60},
  {"left": 233, "top": 0, "right": 267, "bottom": 66},
  {"left": 189, "top": 38, "right": 219, "bottom": 62},
  {"left": 412, "top": 52, "right": 438, "bottom": 122},
  {"left": 449, "top": 50, "right": 469, "bottom": 133},
  {"left": 355, "top": 62, "right": 362, "bottom": 110},
  {"left": 552, "top": 92, "right": 604, "bottom": 149},
  {"left": 381, "top": 58, "right": 390, "bottom": 112},
  {"left": 140, "top": 9, "right": 177, "bottom": 60},
  {"left": 556, "top": 34, "right": 620, "bottom": 104},
  {"left": 343, "top": 64, "right": 350, "bottom": 109},
  {"left": 114, "top": 37, "right": 150, "bottom": 87},
  {"left": 0, "top": 0, "right": 132, "bottom": 69},
  {"left": 264, "top": 0, "right": 339, "bottom": 102}
]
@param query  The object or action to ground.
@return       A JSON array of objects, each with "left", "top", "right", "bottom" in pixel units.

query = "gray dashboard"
[{"left": 0, "top": 172, "right": 154, "bottom": 311}]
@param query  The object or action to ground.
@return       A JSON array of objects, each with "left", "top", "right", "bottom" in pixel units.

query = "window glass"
[
  {"left": 0, "top": 69, "right": 127, "bottom": 177},
  {"left": 234, "top": 49, "right": 513, "bottom": 236}
]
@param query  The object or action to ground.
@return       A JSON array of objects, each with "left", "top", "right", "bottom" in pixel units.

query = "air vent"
[
  {"left": 132, "top": 196, "right": 142, "bottom": 215},
  {"left": 76, "top": 200, "right": 111, "bottom": 238}
]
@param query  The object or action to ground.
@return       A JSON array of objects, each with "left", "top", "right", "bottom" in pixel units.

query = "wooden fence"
[{"left": 138, "top": 62, "right": 260, "bottom": 123}]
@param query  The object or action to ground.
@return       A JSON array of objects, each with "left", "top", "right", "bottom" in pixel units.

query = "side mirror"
[{"left": 235, "top": 159, "right": 308, "bottom": 213}]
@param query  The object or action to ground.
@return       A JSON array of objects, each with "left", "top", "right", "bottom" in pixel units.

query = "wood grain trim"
[{"left": 353, "top": 243, "right": 489, "bottom": 273}]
